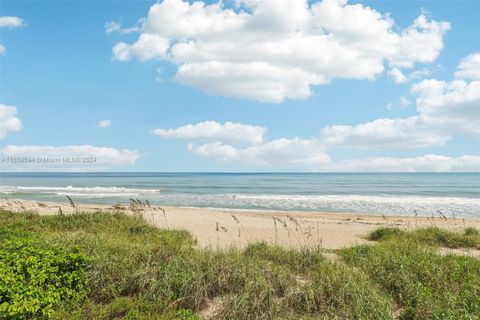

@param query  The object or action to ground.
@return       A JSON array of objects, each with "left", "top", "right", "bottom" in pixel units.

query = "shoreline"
[{"left": 2, "top": 198, "right": 480, "bottom": 250}]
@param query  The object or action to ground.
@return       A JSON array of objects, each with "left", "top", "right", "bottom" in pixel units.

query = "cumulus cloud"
[
  {"left": 320, "top": 116, "right": 450, "bottom": 149},
  {"left": 323, "top": 155, "right": 480, "bottom": 172},
  {"left": 455, "top": 53, "right": 480, "bottom": 80},
  {"left": 111, "top": 0, "right": 449, "bottom": 102},
  {"left": 188, "top": 138, "right": 329, "bottom": 167},
  {"left": 321, "top": 53, "right": 480, "bottom": 149},
  {"left": 153, "top": 119, "right": 479, "bottom": 171},
  {"left": 175, "top": 61, "right": 322, "bottom": 102},
  {"left": 0, "top": 16, "right": 25, "bottom": 28},
  {"left": 389, "top": 15, "right": 449, "bottom": 68},
  {"left": 113, "top": 33, "right": 169, "bottom": 61},
  {"left": 320, "top": 79, "right": 479, "bottom": 149},
  {"left": 153, "top": 120, "right": 327, "bottom": 167},
  {"left": 412, "top": 78, "right": 480, "bottom": 134},
  {"left": 0, "top": 104, "right": 22, "bottom": 139},
  {"left": 98, "top": 119, "right": 112, "bottom": 128},
  {"left": 152, "top": 121, "right": 266, "bottom": 145},
  {"left": 152, "top": 53, "right": 479, "bottom": 170},
  {"left": 0, "top": 145, "right": 141, "bottom": 171}
]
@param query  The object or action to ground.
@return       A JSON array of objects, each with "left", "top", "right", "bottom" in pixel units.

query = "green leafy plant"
[
  {"left": 0, "top": 238, "right": 88, "bottom": 319},
  {"left": 175, "top": 309, "right": 201, "bottom": 320}
]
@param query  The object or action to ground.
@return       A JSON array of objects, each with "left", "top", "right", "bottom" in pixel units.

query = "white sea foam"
[
  {"left": 0, "top": 185, "right": 159, "bottom": 197},
  {"left": 1, "top": 186, "right": 478, "bottom": 217},
  {"left": 234, "top": 194, "right": 479, "bottom": 205},
  {"left": 152, "top": 193, "right": 480, "bottom": 217},
  {"left": 229, "top": 194, "right": 480, "bottom": 216}
]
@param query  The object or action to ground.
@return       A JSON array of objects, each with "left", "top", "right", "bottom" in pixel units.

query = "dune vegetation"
[{"left": 0, "top": 209, "right": 479, "bottom": 320}]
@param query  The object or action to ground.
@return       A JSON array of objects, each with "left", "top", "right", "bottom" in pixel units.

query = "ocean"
[{"left": 0, "top": 172, "right": 479, "bottom": 217}]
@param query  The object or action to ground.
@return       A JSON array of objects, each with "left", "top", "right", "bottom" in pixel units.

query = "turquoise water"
[{"left": 0, "top": 173, "right": 479, "bottom": 217}]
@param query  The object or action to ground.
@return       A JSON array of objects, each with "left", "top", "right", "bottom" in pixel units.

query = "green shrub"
[
  {"left": 175, "top": 309, "right": 201, "bottom": 320},
  {"left": 0, "top": 238, "right": 88, "bottom": 319},
  {"left": 367, "top": 227, "right": 406, "bottom": 241},
  {"left": 464, "top": 227, "right": 479, "bottom": 236},
  {"left": 368, "top": 226, "right": 480, "bottom": 249},
  {"left": 414, "top": 227, "right": 480, "bottom": 248}
]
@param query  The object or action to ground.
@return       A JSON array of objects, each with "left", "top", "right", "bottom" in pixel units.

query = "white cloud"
[
  {"left": 0, "top": 16, "right": 25, "bottom": 55},
  {"left": 152, "top": 53, "right": 479, "bottom": 169},
  {"left": 320, "top": 116, "right": 450, "bottom": 149},
  {"left": 105, "top": 21, "right": 121, "bottom": 34},
  {"left": 399, "top": 96, "right": 411, "bottom": 107},
  {"left": 98, "top": 119, "right": 112, "bottom": 128},
  {"left": 153, "top": 120, "right": 327, "bottom": 167},
  {"left": 321, "top": 53, "right": 480, "bottom": 149},
  {"left": 154, "top": 118, "right": 479, "bottom": 171},
  {"left": 0, "top": 104, "right": 22, "bottom": 139},
  {"left": 320, "top": 77, "right": 480, "bottom": 149},
  {"left": 112, "top": 0, "right": 449, "bottom": 102},
  {"left": 188, "top": 138, "right": 329, "bottom": 167},
  {"left": 105, "top": 19, "right": 144, "bottom": 35},
  {"left": 455, "top": 53, "right": 480, "bottom": 80},
  {"left": 152, "top": 121, "right": 266, "bottom": 145},
  {"left": 323, "top": 155, "right": 480, "bottom": 172},
  {"left": 0, "top": 145, "right": 141, "bottom": 171},
  {"left": 388, "top": 67, "right": 430, "bottom": 84},
  {"left": 412, "top": 79, "right": 480, "bottom": 134},
  {"left": 389, "top": 15, "right": 450, "bottom": 68},
  {"left": 0, "top": 16, "right": 25, "bottom": 28},
  {"left": 176, "top": 61, "right": 322, "bottom": 102},
  {"left": 408, "top": 68, "right": 431, "bottom": 81},
  {"left": 113, "top": 33, "right": 169, "bottom": 61},
  {"left": 388, "top": 67, "right": 408, "bottom": 84}
]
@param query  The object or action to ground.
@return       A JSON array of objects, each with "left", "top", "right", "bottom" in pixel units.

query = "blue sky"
[{"left": 0, "top": 0, "right": 479, "bottom": 172}]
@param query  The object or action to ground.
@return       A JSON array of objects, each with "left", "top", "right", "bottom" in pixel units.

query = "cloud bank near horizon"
[{"left": 152, "top": 52, "right": 480, "bottom": 171}]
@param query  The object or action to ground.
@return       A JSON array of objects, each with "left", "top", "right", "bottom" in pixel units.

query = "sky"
[{"left": 0, "top": 0, "right": 479, "bottom": 172}]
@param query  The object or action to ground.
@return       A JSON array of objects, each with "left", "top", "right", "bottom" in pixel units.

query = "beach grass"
[
  {"left": 1, "top": 209, "right": 479, "bottom": 319},
  {"left": 367, "top": 226, "right": 480, "bottom": 249}
]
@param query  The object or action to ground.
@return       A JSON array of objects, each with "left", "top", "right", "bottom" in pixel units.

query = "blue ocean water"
[{"left": 0, "top": 172, "right": 479, "bottom": 217}]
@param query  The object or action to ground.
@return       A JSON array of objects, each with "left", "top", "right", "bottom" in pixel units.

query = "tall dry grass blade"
[
  {"left": 287, "top": 215, "right": 299, "bottom": 232},
  {"left": 272, "top": 216, "right": 278, "bottom": 245},
  {"left": 230, "top": 214, "right": 240, "bottom": 224},
  {"left": 65, "top": 195, "right": 76, "bottom": 208},
  {"left": 316, "top": 221, "right": 320, "bottom": 247},
  {"left": 113, "top": 204, "right": 126, "bottom": 210},
  {"left": 130, "top": 200, "right": 136, "bottom": 208},
  {"left": 216, "top": 222, "right": 220, "bottom": 250},
  {"left": 36, "top": 202, "right": 48, "bottom": 208},
  {"left": 437, "top": 210, "right": 447, "bottom": 220}
]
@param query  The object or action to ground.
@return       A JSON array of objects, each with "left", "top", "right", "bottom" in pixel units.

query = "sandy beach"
[{"left": 2, "top": 198, "right": 479, "bottom": 251}]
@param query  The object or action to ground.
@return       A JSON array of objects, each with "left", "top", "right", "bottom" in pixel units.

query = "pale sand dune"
[{"left": 1, "top": 198, "right": 479, "bottom": 251}]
